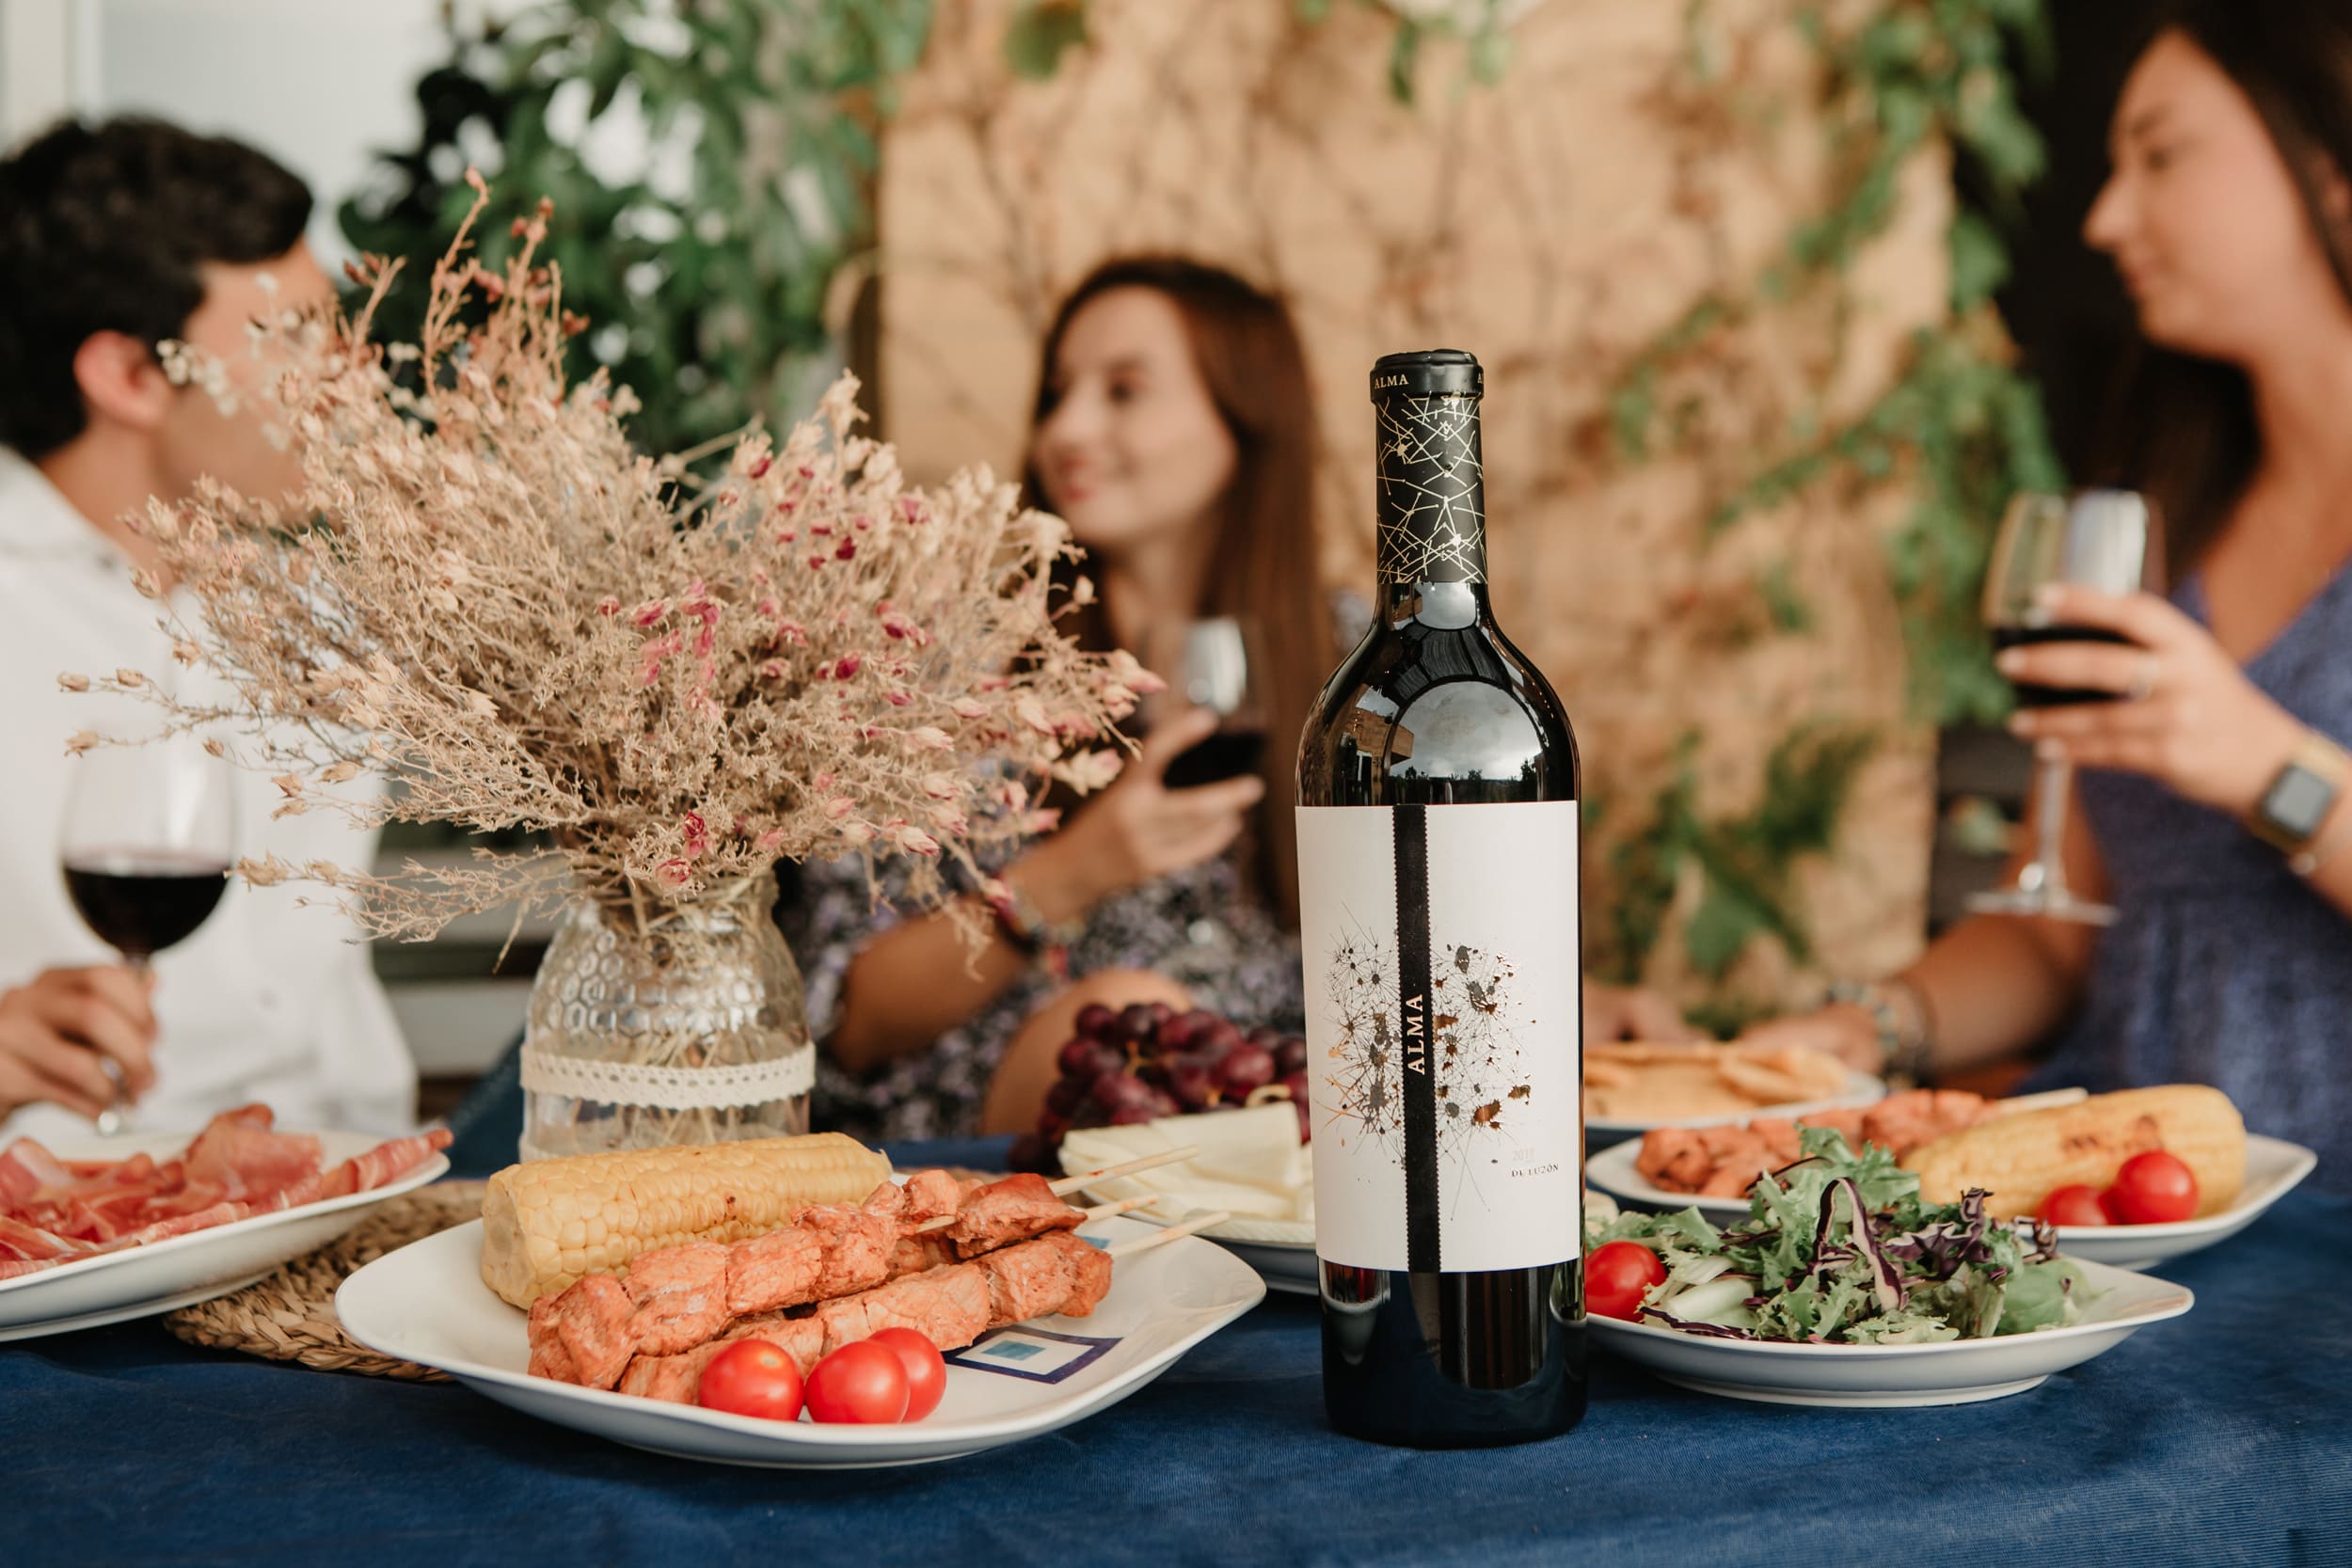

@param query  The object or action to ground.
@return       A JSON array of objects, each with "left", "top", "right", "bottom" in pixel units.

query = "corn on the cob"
[
  {"left": 1899, "top": 1085, "right": 2246, "bottom": 1220},
  {"left": 478, "top": 1132, "right": 893, "bottom": 1307}
]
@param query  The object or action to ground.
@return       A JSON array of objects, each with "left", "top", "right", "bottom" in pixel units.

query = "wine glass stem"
[{"left": 2028, "top": 756, "right": 2075, "bottom": 898}]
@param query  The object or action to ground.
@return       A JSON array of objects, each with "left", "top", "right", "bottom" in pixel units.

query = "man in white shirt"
[{"left": 0, "top": 118, "right": 415, "bottom": 1138}]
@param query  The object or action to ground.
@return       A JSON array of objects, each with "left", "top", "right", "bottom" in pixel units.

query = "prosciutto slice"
[{"left": 0, "top": 1111, "right": 451, "bottom": 1281}]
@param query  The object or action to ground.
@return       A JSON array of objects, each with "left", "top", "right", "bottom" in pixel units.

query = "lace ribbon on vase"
[{"left": 517, "top": 1047, "right": 815, "bottom": 1112}]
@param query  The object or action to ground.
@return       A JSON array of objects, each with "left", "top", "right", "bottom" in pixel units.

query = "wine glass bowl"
[
  {"left": 1154, "top": 616, "right": 1270, "bottom": 790},
  {"left": 56, "top": 734, "right": 236, "bottom": 1130},
  {"left": 1968, "top": 489, "right": 2162, "bottom": 925}
]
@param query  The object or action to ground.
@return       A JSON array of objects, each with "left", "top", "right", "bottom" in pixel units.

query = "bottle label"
[
  {"left": 1374, "top": 394, "right": 1486, "bottom": 585},
  {"left": 1295, "top": 800, "right": 1581, "bottom": 1274}
]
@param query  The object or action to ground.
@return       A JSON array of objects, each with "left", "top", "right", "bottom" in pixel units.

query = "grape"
[
  {"left": 1118, "top": 1003, "right": 1160, "bottom": 1044},
  {"left": 1067, "top": 1100, "right": 1111, "bottom": 1131},
  {"left": 1036, "top": 1111, "right": 1070, "bottom": 1141},
  {"left": 1156, "top": 1008, "right": 1216, "bottom": 1054},
  {"left": 1107, "top": 1104, "right": 1158, "bottom": 1126},
  {"left": 1166, "top": 1054, "right": 1219, "bottom": 1111},
  {"left": 1293, "top": 1097, "right": 1311, "bottom": 1144},
  {"left": 1279, "top": 1070, "right": 1309, "bottom": 1103},
  {"left": 1194, "top": 1019, "right": 1243, "bottom": 1059},
  {"left": 1215, "top": 1042, "right": 1275, "bottom": 1098},
  {"left": 1058, "top": 1036, "right": 1121, "bottom": 1081},
  {"left": 1044, "top": 1076, "right": 1088, "bottom": 1117},
  {"left": 1008, "top": 1132, "right": 1053, "bottom": 1172},
  {"left": 1090, "top": 1071, "right": 1156, "bottom": 1116},
  {"left": 1135, "top": 1061, "right": 1172, "bottom": 1092},
  {"left": 1139, "top": 1084, "right": 1181, "bottom": 1118},
  {"left": 1246, "top": 1023, "right": 1282, "bottom": 1048},
  {"left": 1073, "top": 1002, "right": 1119, "bottom": 1039},
  {"left": 1274, "top": 1035, "right": 1308, "bottom": 1077},
  {"left": 1148, "top": 1000, "right": 1176, "bottom": 1025}
]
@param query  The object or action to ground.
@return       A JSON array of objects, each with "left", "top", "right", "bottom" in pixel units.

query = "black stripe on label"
[{"left": 1393, "top": 803, "right": 1440, "bottom": 1273}]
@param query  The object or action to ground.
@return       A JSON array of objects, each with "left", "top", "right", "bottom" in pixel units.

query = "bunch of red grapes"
[{"left": 1009, "top": 1001, "right": 1311, "bottom": 1172}]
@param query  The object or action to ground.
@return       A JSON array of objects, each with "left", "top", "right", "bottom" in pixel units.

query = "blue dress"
[{"left": 2038, "top": 564, "right": 2352, "bottom": 1193}]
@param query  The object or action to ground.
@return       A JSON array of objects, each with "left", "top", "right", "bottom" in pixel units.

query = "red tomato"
[
  {"left": 803, "top": 1341, "right": 911, "bottom": 1424},
  {"left": 2105, "top": 1150, "right": 2199, "bottom": 1225},
  {"left": 867, "top": 1326, "right": 947, "bottom": 1421},
  {"left": 2037, "top": 1184, "right": 2110, "bottom": 1227},
  {"left": 1585, "top": 1240, "right": 1667, "bottom": 1322},
  {"left": 695, "top": 1339, "right": 804, "bottom": 1422}
]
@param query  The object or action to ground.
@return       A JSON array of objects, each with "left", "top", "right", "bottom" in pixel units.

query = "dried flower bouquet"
[{"left": 68, "top": 178, "right": 1146, "bottom": 949}]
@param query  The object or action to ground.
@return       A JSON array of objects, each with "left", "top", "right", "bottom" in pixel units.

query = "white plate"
[
  {"left": 1584, "top": 1069, "right": 1885, "bottom": 1140},
  {"left": 0, "top": 1129, "right": 450, "bottom": 1341},
  {"left": 337, "top": 1212, "right": 1267, "bottom": 1468},
  {"left": 1593, "top": 1256, "right": 2193, "bottom": 1406},
  {"left": 1584, "top": 1132, "right": 2317, "bottom": 1270}
]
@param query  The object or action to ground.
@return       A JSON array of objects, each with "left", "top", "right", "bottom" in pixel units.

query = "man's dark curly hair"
[{"left": 0, "top": 117, "right": 312, "bottom": 460}]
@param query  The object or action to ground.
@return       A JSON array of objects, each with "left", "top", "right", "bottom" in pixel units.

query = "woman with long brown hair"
[
  {"left": 1748, "top": 0, "right": 2352, "bottom": 1188},
  {"left": 796, "top": 257, "right": 1684, "bottom": 1140}
]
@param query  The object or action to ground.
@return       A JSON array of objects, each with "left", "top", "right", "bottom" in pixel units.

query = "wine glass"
[
  {"left": 1967, "top": 488, "right": 2163, "bottom": 925},
  {"left": 1152, "top": 615, "right": 1270, "bottom": 789},
  {"left": 58, "top": 734, "right": 236, "bottom": 1132}
]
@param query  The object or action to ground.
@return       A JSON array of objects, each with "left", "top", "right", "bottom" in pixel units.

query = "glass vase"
[{"left": 518, "top": 869, "right": 811, "bottom": 1160}]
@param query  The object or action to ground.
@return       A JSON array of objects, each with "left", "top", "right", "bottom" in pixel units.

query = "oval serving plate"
[
  {"left": 0, "top": 1129, "right": 450, "bottom": 1341},
  {"left": 337, "top": 1212, "right": 1265, "bottom": 1468},
  {"left": 1592, "top": 1255, "right": 2193, "bottom": 1407}
]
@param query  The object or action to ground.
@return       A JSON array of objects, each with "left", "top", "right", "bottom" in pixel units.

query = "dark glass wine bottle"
[{"left": 1295, "top": 349, "right": 1586, "bottom": 1448}]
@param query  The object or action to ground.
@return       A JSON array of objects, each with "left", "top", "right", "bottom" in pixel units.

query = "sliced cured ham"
[{"left": 0, "top": 1113, "right": 450, "bottom": 1280}]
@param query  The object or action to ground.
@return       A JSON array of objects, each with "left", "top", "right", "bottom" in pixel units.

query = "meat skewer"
[
  {"left": 899, "top": 1145, "right": 1204, "bottom": 1237},
  {"left": 617, "top": 1208, "right": 1234, "bottom": 1405},
  {"left": 528, "top": 1170, "right": 1155, "bottom": 1389}
]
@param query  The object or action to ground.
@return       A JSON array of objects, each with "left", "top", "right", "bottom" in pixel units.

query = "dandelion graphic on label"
[{"left": 1320, "top": 921, "right": 1531, "bottom": 1179}]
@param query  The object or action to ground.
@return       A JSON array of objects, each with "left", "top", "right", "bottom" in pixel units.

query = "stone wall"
[{"left": 875, "top": 0, "right": 1944, "bottom": 1014}]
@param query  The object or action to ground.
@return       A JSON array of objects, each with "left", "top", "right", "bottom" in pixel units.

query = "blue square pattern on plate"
[{"left": 945, "top": 1325, "right": 1120, "bottom": 1385}]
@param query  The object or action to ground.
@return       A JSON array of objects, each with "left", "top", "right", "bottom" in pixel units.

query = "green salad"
[{"left": 1587, "top": 1129, "right": 2097, "bottom": 1344}]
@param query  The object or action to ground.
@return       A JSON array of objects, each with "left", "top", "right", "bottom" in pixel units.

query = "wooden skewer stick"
[
  {"left": 1989, "top": 1087, "right": 2089, "bottom": 1117},
  {"left": 1106, "top": 1208, "right": 1232, "bottom": 1261},
  {"left": 908, "top": 1189, "right": 1171, "bottom": 1237},
  {"left": 1048, "top": 1144, "right": 1202, "bottom": 1197}
]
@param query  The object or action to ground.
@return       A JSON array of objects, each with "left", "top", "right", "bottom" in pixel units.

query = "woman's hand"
[
  {"left": 1999, "top": 586, "right": 2308, "bottom": 816},
  {"left": 1581, "top": 980, "right": 1697, "bottom": 1042},
  {"left": 1736, "top": 1005, "right": 1884, "bottom": 1075},
  {"left": 0, "top": 966, "right": 158, "bottom": 1121},
  {"left": 1034, "top": 707, "right": 1265, "bottom": 913}
]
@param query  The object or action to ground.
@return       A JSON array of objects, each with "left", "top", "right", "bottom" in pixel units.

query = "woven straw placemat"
[{"left": 165, "top": 1180, "right": 485, "bottom": 1381}]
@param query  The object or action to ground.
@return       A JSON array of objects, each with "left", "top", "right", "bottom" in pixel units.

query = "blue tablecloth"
[{"left": 8, "top": 1137, "right": 2348, "bottom": 1568}]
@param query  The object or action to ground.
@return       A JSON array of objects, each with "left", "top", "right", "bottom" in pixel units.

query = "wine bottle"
[{"left": 1295, "top": 349, "right": 1586, "bottom": 1448}]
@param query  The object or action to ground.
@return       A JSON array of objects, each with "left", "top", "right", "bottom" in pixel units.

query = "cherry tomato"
[
  {"left": 2105, "top": 1150, "right": 2199, "bottom": 1225},
  {"left": 867, "top": 1326, "right": 947, "bottom": 1421},
  {"left": 803, "top": 1340, "right": 911, "bottom": 1424},
  {"left": 695, "top": 1339, "right": 804, "bottom": 1422},
  {"left": 1585, "top": 1240, "right": 1667, "bottom": 1322},
  {"left": 2037, "top": 1184, "right": 2109, "bottom": 1227}
]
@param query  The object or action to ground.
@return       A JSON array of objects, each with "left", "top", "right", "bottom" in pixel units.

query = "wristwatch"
[
  {"left": 2247, "top": 730, "right": 2350, "bottom": 856},
  {"left": 1826, "top": 977, "right": 1933, "bottom": 1083}
]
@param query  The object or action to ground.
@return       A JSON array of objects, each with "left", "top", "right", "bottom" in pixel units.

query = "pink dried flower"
[
  {"left": 56, "top": 673, "right": 89, "bottom": 692},
  {"left": 894, "top": 825, "right": 941, "bottom": 856},
  {"left": 951, "top": 697, "right": 990, "bottom": 721},
  {"left": 655, "top": 857, "right": 693, "bottom": 890},
  {"left": 823, "top": 796, "right": 856, "bottom": 820},
  {"left": 831, "top": 656, "right": 862, "bottom": 680},
  {"left": 908, "top": 726, "right": 954, "bottom": 752},
  {"left": 758, "top": 659, "right": 786, "bottom": 680},
  {"left": 682, "top": 812, "right": 708, "bottom": 856},
  {"left": 632, "top": 599, "right": 668, "bottom": 626}
]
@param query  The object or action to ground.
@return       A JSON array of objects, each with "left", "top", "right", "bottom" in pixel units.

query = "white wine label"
[{"left": 1295, "top": 800, "right": 1582, "bottom": 1274}]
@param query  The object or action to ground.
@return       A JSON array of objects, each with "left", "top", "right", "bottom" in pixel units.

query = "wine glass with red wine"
[
  {"left": 1155, "top": 616, "right": 1269, "bottom": 790},
  {"left": 58, "top": 734, "right": 236, "bottom": 1130},
  {"left": 1967, "top": 488, "right": 2162, "bottom": 925}
]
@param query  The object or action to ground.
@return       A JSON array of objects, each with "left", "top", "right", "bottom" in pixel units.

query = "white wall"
[{"left": 0, "top": 0, "right": 501, "bottom": 264}]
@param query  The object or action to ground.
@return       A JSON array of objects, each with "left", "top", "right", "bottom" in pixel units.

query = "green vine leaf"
[{"left": 1004, "top": 0, "right": 1091, "bottom": 81}]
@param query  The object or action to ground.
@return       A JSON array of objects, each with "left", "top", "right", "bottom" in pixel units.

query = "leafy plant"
[{"left": 340, "top": 0, "right": 933, "bottom": 461}]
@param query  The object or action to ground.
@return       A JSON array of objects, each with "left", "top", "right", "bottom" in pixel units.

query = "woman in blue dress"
[{"left": 1752, "top": 1, "right": 2352, "bottom": 1190}]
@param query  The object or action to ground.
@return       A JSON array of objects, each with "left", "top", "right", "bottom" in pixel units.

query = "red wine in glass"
[
  {"left": 1163, "top": 728, "right": 1268, "bottom": 789},
  {"left": 62, "top": 848, "right": 230, "bottom": 958},
  {"left": 1989, "top": 625, "right": 2138, "bottom": 708}
]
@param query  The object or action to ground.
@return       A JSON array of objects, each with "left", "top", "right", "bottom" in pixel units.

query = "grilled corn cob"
[
  {"left": 1899, "top": 1085, "right": 2245, "bottom": 1220},
  {"left": 479, "top": 1132, "right": 892, "bottom": 1307}
]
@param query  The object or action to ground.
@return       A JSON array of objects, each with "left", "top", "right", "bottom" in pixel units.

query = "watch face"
[{"left": 2265, "top": 764, "right": 2336, "bottom": 838}]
